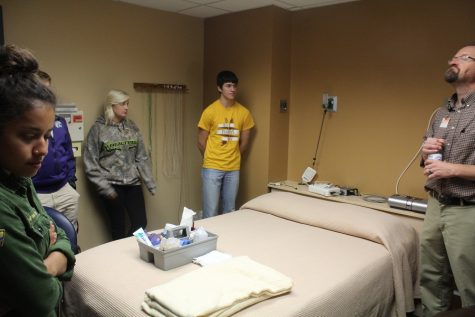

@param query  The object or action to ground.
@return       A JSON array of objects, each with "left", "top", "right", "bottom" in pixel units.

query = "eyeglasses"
[{"left": 449, "top": 54, "right": 475, "bottom": 63}]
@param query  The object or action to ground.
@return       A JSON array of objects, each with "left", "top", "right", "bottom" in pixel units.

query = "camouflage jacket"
[{"left": 83, "top": 116, "right": 156, "bottom": 197}]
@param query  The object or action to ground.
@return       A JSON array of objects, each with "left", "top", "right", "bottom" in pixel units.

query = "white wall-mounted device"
[
  {"left": 308, "top": 183, "right": 340, "bottom": 196},
  {"left": 56, "top": 104, "right": 84, "bottom": 157},
  {"left": 301, "top": 166, "right": 317, "bottom": 184}
]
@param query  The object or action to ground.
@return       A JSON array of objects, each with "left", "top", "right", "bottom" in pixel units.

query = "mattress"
[{"left": 63, "top": 191, "right": 419, "bottom": 317}]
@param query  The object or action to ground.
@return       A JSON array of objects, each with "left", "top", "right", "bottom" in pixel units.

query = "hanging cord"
[
  {"left": 152, "top": 93, "right": 158, "bottom": 180},
  {"left": 147, "top": 93, "right": 153, "bottom": 155},
  {"left": 177, "top": 94, "right": 189, "bottom": 213},
  {"left": 162, "top": 91, "right": 184, "bottom": 178},
  {"left": 395, "top": 108, "right": 439, "bottom": 195},
  {"left": 312, "top": 109, "right": 328, "bottom": 167}
]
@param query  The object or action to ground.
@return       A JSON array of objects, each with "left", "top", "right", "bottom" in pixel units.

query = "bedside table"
[{"left": 268, "top": 180, "right": 425, "bottom": 233}]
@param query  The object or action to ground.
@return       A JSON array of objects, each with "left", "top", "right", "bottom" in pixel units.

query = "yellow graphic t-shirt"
[{"left": 198, "top": 100, "right": 254, "bottom": 171}]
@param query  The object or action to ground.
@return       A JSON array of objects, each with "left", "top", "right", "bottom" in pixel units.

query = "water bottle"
[{"left": 428, "top": 152, "right": 443, "bottom": 161}]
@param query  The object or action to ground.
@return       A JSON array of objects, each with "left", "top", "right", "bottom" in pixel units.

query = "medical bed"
[{"left": 63, "top": 191, "right": 419, "bottom": 317}]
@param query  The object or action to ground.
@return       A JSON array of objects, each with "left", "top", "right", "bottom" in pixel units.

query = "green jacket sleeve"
[
  {"left": 0, "top": 201, "right": 75, "bottom": 316},
  {"left": 47, "top": 220, "right": 76, "bottom": 281}
]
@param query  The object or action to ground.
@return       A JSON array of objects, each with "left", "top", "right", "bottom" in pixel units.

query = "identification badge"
[{"left": 440, "top": 116, "right": 450, "bottom": 128}]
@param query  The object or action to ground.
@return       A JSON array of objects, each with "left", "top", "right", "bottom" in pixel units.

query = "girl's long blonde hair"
[{"left": 104, "top": 89, "right": 129, "bottom": 124}]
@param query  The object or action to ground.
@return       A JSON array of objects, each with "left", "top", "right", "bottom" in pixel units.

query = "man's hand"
[
  {"left": 424, "top": 160, "right": 455, "bottom": 179},
  {"left": 421, "top": 137, "right": 445, "bottom": 160}
]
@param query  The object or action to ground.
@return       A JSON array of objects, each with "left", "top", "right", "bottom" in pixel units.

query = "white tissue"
[
  {"left": 192, "top": 226, "right": 209, "bottom": 243},
  {"left": 180, "top": 207, "right": 196, "bottom": 229},
  {"left": 158, "top": 237, "right": 181, "bottom": 251},
  {"left": 192, "top": 250, "right": 232, "bottom": 266}
]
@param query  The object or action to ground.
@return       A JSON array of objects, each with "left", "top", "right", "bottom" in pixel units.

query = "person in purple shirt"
[{"left": 32, "top": 71, "right": 80, "bottom": 231}]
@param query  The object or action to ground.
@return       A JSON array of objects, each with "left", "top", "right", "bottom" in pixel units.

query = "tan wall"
[
  {"left": 288, "top": 0, "right": 475, "bottom": 198},
  {"left": 268, "top": 9, "right": 291, "bottom": 182},
  {"left": 3, "top": 0, "right": 475, "bottom": 249},
  {"left": 1, "top": 0, "right": 204, "bottom": 250},
  {"left": 204, "top": 6, "right": 292, "bottom": 206},
  {"left": 203, "top": 0, "right": 475, "bottom": 203},
  {"left": 204, "top": 7, "right": 280, "bottom": 207}
]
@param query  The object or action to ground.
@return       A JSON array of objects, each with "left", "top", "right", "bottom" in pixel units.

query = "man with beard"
[{"left": 420, "top": 44, "right": 475, "bottom": 316}]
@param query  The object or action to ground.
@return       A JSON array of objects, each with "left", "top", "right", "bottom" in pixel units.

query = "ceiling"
[{"left": 114, "top": 0, "right": 359, "bottom": 18}]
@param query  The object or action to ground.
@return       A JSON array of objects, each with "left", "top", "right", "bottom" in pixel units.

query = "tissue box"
[{"left": 138, "top": 232, "right": 218, "bottom": 270}]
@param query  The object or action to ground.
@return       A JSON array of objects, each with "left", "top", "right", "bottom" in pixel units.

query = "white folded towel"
[
  {"left": 142, "top": 256, "right": 293, "bottom": 317},
  {"left": 192, "top": 250, "right": 232, "bottom": 267}
]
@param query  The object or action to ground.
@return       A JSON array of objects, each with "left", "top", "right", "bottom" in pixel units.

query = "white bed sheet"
[{"left": 63, "top": 191, "right": 419, "bottom": 317}]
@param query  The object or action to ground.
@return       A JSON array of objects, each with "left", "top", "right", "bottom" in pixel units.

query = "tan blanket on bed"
[
  {"left": 142, "top": 256, "right": 293, "bottom": 317},
  {"left": 241, "top": 191, "right": 419, "bottom": 317}
]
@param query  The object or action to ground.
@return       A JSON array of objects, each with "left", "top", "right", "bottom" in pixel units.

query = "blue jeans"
[{"left": 201, "top": 168, "right": 240, "bottom": 219}]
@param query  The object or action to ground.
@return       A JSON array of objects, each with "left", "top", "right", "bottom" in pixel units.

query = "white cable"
[
  {"left": 362, "top": 195, "right": 387, "bottom": 203},
  {"left": 395, "top": 108, "right": 439, "bottom": 195}
]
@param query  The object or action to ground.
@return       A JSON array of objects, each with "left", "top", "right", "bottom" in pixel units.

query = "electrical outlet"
[
  {"left": 279, "top": 99, "right": 288, "bottom": 113},
  {"left": 322, "top": 93, "right": 338, "bottom": 112},
  {"left": 327, "top": 96, "right": 337, "bottom": 112}
]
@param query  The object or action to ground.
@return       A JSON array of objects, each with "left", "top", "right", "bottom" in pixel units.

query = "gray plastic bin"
[{"left": 138, "top": 232, "right": 218, "bottom": 270}]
